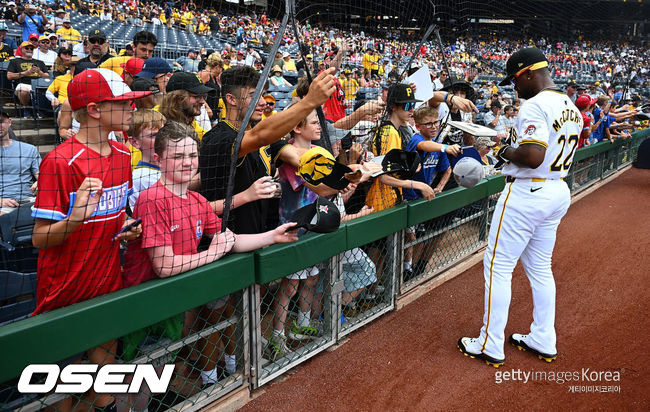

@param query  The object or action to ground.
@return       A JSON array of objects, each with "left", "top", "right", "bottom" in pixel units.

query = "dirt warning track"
[{"left": 241, "top": 168, "right": 650, "bottom": 411}]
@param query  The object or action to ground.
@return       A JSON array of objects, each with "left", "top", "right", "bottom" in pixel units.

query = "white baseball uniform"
[{"left": 477, "top": 89, "right": 583, "bottom": 360}]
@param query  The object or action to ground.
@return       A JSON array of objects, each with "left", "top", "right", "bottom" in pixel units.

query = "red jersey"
[
  {"left": 324, "top": 77, "right": 346, "bottom": 122},
  {"left": 122, "top": 181, "right": 221, "bottom": 288},
  {"left": 579, "top": 112, "right": 591, "bottom": 148},
  {"left": 32, "top": 137, "right": 132, "bottom": 314}
]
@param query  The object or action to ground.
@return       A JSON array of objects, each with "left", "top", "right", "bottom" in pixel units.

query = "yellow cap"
[{"left": 298, "top": 146, "right": 336, "bottom": 184}]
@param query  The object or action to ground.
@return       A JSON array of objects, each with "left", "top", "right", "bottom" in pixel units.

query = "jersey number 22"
[{"left": 550, "top": 134, "right": 579, "bottom": 172}]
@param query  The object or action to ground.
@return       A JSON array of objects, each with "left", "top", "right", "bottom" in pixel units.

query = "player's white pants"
[{"left": 477, "top": 178, "right": 571, "bottom": 359}]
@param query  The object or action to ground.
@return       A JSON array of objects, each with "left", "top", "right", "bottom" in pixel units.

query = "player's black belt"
[{"left": 505, "top": 176, "right": 563, "bottom": 183}]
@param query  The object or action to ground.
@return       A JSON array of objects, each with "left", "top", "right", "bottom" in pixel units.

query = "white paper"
[{"left": 405, "top": 66, "right": 434, "bottom": 109}]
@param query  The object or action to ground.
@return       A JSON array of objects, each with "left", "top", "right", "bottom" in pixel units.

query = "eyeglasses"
[
  {"left": 418, "top": 121, "right": 440, "bottom": 128},
  {"left": 402, "top": 101, "right": 416, "bottom": 111},
  {"left": 88, "top": 38, "right": 105, "bottom": 45}
]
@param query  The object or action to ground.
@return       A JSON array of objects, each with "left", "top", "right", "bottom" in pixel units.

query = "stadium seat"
[
  {"left": 0, "top": 203, "right": 38, "bottom": 273},
  {"left": 0, "top": 270, "right": 37, "bottom": 325}
]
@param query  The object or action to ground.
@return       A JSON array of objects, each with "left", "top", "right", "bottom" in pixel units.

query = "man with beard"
[
  {"left": 158, "top": 72, "right": 215, "bottom": 141},
  {"left": 7, "top": 41, "right": 49, "bottom": 117},
  {"left": 79, "top": 29, "right": 111, "bottom": 66}
]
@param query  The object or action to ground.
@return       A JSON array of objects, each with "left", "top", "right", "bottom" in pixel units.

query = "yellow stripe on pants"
[{"left": 481, "top": 182, "right": 513, "bottom": 353}]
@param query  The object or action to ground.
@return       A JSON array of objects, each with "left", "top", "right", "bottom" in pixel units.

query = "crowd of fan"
[{"left": 1, "top": 2, "right": 649, "bottom": 409}]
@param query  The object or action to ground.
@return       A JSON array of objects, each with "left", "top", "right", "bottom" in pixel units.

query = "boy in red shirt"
[
  {"left": 31, "top": 68, "right": 150, "bottom": 411},
  {"left": 124, "top": 120, "right": 298, "bottom": 389}
]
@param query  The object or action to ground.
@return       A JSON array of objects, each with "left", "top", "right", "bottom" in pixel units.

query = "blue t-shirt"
[
  {"left": 591, "top": 107, "right": 614, "bottom": 142},
  {"left": 21, "top": 14, "right": 44, "bottom": 42},
  {"left": 403, "top": 134, "right": 450, "bottom": 200},
  {"left": 0, "top": 140, "right": 41, "bottom": 201}
]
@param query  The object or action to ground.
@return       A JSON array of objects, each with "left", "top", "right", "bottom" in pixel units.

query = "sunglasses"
[
  {"left": 402, "top": 101, "right": 416, "bottom": 111},
  {"left": 266, "top": 101, "right": 275, "bottom": 106},
  {"left": 88, "top": 38, "right": 106, "bottom": 45},
  {"left": 40, "top": 40, "right": 50, "bottom": 44}
]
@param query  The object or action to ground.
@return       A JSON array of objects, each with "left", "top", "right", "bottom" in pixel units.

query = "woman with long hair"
[
  {"left": 197, "top": 52, "right": 224, "bottom": 122},
  {"left": 52, "top": 47, "right": 72, "bottom": 77}
]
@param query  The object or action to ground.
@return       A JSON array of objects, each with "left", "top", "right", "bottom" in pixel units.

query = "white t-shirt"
[
  {"left": 129, "top": 165, "right": 161, "bottom": 210},
  {"left": 34, "top": 49, "right": 57, "bottom": 67}
]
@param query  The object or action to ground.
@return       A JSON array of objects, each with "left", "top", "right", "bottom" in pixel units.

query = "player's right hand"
[
  {"left": 304, "top": 67, "right": 336, "bottom": 108},
  {"left": 212, "top": 229, "right": 236, "bottom": 258},
  {"left": 70, "top": 177, "right": 103, "bottom": 222}
]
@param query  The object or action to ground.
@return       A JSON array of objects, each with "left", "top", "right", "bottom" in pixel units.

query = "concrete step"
[
  {"left": 7, "top": 116, "right": 56, "bottom": 131},
  {"left": 14, "top": 128, "right": 57, "bottom": 147}
]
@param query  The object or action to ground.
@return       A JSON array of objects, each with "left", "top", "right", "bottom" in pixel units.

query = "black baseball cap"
[
  {"left": 441, "top": 74, "right": 475, "bottom": 99},
  {"left": 371, "top": 149, "right": 421, "bottom": 180},
  {"left": 499, "top": 47, "right": 548, "bottom": 86},
  {"left": 567, "top": 81, "right": 578, "bottom": 88},
  {"left": 88, "top": 29, "right": 107, "bottom": 40},
  {"left": 386, "top": 83, "right": 421, "bottom": 105},
  {"left": 291, "top": 196, "right": 341, "bottom": 234},
  {"left": 166, "top": 72, "right": 216, "bottom": 94}
]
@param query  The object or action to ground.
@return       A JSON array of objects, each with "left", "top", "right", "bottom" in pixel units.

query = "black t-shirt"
[
  {"left": 0, "top": 43, "right": 14, "bottom": 62},
  {"left": 209, "top": 15, "right": 220, "bottom": 31},
  {"left": 199, "top": 121, "right": 287, "bottom": 234},
  {"left": 79, "top": 52, "right": 111, "bottom": 67},
  {"left": 7, "top": 58, "right": 47, "bottom": 85}
]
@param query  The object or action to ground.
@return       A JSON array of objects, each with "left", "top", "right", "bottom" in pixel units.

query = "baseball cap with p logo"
[{"left": 291, "top": 196, "right": 341, "bottom": 233}]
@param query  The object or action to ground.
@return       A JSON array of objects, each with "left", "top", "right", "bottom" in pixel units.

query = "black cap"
[
  {"left": 386, "top": 83, "right": 421, "bottom": 105},
  {"left": 88, "top": 29, "right": 107, "bottom": 40},
  {"left": 441, "top": 74, "right": 475, "bottom": 99},
  {"left": 291, "top": 196, "right": 341, "bottom": 234},
  {"left": 499, "top": 47, "right": 548, "bottom": 86},
  {"left": 166, "top": 72, "right": 216, "bottom": 94},
  {"left": 130, "top": 77, "right": 160, "bottom": 94},
  {"left": 567, "top": 81, "right": 578, "bottom": 88},
  {"left": 57, "top": 46, "right": 72, "bottom": 56},
  {"left": 372, "top": 149, "right": 421, "bottom": 180}
]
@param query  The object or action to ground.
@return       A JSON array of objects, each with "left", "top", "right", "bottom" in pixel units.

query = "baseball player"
[{"left": 458, "top": 47, "right": 583, "bottom": 367}]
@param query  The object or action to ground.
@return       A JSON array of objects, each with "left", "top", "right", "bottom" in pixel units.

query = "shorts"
[
  {"left": 316, "top": 248, "right": 377, "bottom": 294},
  {"left": 120, "top": 313, "right": 184, "bottom": 363},
  {"left": 15, "top": 83, "right": 32, "bottom": 94},
  {"left": 286, "top": 265, "right": 319, "bottom": 280}
]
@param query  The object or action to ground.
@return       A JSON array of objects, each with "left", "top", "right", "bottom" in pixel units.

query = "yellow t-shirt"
[
  {"left": 341, "top": 78, "right": 359, "bottom": 101},
  {"left": 370, "top": 55, "right": 380, "bottom": 71},
  {"left": 362, "top": 53, "right": 372, "bottom": 71},
  {"left": 56, "top": 27, "right": 82, "bottom": 44},
  {"left": 365, "top": 123, "right": 402, "bottom": 212},
  {"left": 47, "top": 73, "right": 72, "bottom": 103},
  {"left": 283, "top": 59, "right": 297, "bottom": 72}
]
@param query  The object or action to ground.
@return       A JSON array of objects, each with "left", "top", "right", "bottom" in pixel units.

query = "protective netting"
[{"left": 0, "top": 0, "right": 649, "bottom": 410}]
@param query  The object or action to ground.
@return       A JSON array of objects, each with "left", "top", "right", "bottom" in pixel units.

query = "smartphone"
[{"left": 112, "top": 218, "right": 142, "bottom": 241}]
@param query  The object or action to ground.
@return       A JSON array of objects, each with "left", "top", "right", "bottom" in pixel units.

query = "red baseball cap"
[
  {"left": 28, "top": 33, "right": 39, "bottom": 41},
  {"left": 121, "top": 57, "right": 145, "bottom": 79},
  {"left": 67, "top": 68, "right": 152, "bottom": 111},
  {"left": 575, "top": 94, "right": 596, "bottom": 110}
]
